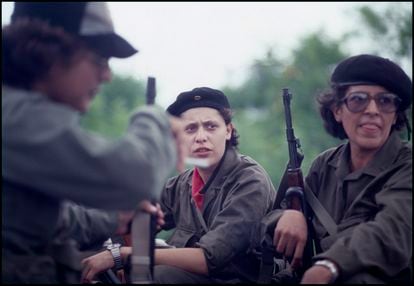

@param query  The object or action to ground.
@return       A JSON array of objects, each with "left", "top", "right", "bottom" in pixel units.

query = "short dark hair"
[
  {"left": 2, "top": 18, "right": 84, "bottom": 89},
  {"left": 218, "top": 108, "right": 240, "bottom": 148},
  {"left": 317, "top": 85, "right": 410, "bottom": 140}
]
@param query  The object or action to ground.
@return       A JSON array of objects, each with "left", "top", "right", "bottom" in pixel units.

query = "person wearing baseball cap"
[
  {"left": 80, "top": 87, "right": 276, "bottom": 284},
  {"left": 2, "top": 2, "right": 186, "bottom": 283},
  {"left": 265, "top": 54, "right": 412, "bottom": 284},
  {"left": 11, "top": 2, "right": 137, "bottom": 58}
]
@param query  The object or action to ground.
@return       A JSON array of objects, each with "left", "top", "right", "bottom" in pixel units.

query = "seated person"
[
  {"left": 81, "top": 87, "right": 277, "bottom": 283},
  {"left": 258, "top": 54, "right": 412, "bottom": 284}
]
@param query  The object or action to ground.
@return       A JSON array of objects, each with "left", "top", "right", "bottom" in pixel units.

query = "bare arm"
[
  {"left": 81, "top": 247, "right": 208, "bottom": 283},
  {"left": 155, "top": 248, "right": 208, "bottom": 275}
]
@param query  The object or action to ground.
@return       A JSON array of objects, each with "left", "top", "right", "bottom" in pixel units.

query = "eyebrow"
[{"left": 184, "top": 119, "right": 221, "bottom": 130}]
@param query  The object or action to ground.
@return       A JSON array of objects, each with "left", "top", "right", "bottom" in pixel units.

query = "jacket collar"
[
  {"left": 331, "top": 131, "right": 402, "bottom": 180},
  {"left": 200, "top": 146, "right": 239, "bottom": 193}
]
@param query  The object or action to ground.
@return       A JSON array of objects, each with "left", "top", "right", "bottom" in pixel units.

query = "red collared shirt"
[{"left": 191, "top": 167, "right": 205, "bottom": 209}]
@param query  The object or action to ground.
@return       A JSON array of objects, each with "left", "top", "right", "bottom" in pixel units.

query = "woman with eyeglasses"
[{"left": 264, "top": 54, "right": 412, "bottom": 284}]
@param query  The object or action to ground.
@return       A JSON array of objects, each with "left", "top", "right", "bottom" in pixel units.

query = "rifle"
[
  {"left": 125, "top": 76, "right": 158, "bottom": 284},
  {"left": 281, "top": 87, "right": 314, "bottom": 274},
  {"left": 146, "top": 77, "right": 156, "bottom": 105},
  {"left": 97, "top": 77, "right": 158, "bottom": 284}
]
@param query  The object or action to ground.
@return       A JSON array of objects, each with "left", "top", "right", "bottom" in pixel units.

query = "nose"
[
  {"left": 195, "top": 128, "right": 207, "bottom": 143},
  {"left": 364, "top": 98, "right": 380, "bottom": 114}
]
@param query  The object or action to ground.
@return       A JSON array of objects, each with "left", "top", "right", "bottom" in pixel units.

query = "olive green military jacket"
[
  {"left": 160, "top": 146, "right": 276, "bottom": 282},
  {"left": 309, "top": 131, "right": 412, "bottom": 282},
  {"left": 256, "top": 131, "right": 411, "bottom": 282}
]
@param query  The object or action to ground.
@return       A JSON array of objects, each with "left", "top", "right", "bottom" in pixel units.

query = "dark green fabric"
[
  {"left": 308, "top": 132, "right": 412, "bottom": 283},
  {"left": 160, "top": 147, "right": 276, "bottom": 283}
]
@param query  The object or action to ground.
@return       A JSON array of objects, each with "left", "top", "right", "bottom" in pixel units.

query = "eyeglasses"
[{"left": 341, "top": 92, "right": 401, "bottom": 113}]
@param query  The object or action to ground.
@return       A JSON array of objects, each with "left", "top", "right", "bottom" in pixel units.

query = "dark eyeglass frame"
[{"left": 341, "top": 92, "right": 401, "bottom": 113}]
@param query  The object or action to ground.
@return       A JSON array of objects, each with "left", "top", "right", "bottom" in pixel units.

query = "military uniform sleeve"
[
  {"left": 53, "top": 201, "right": 118, "bottom": 250},
  {"left": 4, "top": 101, "right": 177, "bottom": 210},
  {"left": 159, "top": 176, "right": 180, "bottom": 231},
  {"left": 197, "top": 167, "right": 275, "bottom": 273}
]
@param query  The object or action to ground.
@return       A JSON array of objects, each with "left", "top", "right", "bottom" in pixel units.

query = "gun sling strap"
[
  {"left": 275, "top": 166, "right": 337, "bottom": 236},
  {"left": 258, "top": 167, "right": 337, "bottom": 283}
]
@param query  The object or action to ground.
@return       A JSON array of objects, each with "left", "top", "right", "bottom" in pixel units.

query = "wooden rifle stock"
[{"left": 286, "top": 168, "right": 305, "bottom": 211}]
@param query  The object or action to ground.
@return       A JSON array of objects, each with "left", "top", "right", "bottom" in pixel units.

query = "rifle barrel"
[
  {"left": 146, "top": 77, "right": 156, "bottom": 105},
  {"left": 282, "top": 88, "right": 299, "bottom": 169}
]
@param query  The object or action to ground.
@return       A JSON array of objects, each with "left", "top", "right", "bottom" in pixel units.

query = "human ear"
[
  {"left": 332, "top": 105, "right": 342, "bottom": 123},
  {"left": 226, "top": 123, "right": 233, "bottom": 140}
]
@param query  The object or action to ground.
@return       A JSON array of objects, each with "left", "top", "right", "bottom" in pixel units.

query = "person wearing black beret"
[
  {"left": 81, "top": 87, "right": 277, "bottom": 283},
  {"left": 262, "top": 54, "right": 412, "bottom": 284},
  {"left": 2, "top": 2, "right": 187, "bottom": 283}
]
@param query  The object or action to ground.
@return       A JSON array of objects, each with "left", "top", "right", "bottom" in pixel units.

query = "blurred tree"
[
  {"left": 81, "top": 74, "right": 146, "bottom": 138},
  {"left": 225, "top": 32, "right": 345, "bottom": 186},
  {"left": 80, "top": 2, "right": 411, "bottom": 189},
  {"left": 352, "top": 3, "right": 412, "bottom": 66},
  {"left": 224, "top": 3, "right": 412, "bottom": 187}
]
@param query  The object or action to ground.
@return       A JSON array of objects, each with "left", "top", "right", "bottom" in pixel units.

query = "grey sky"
[{"left": 2, "top": 2, "right": 408, "bottom": 107}]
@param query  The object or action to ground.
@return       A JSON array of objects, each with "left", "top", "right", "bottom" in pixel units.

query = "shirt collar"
[{"left": 331, "top": 131, "right": 403, "bottom": 180}]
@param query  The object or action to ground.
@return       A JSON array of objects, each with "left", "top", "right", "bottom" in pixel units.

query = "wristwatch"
[
  {"left": 106, "top": 243, "right": 123, "bottom": 271},
  {"left": 314, "top": 259, "right": 339, "bottom": 283}
]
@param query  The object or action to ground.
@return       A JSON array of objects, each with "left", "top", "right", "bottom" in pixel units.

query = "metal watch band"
[
  {"left": 108, "top": 243, "right": 123, "bottom": 271},
  {"left": 314, "top": 259, "right": 339, "bottom": 283}
]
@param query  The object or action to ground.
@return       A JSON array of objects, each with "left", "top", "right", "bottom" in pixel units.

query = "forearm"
[
  {"left": 55, "top": 201, "right": 117, "bottom": 249},
  {"left": 120, "top": 246, "right": 208, "bottom": 275},
  {"left": 155, "top": 248, "right": 208, "bottom": 275}
]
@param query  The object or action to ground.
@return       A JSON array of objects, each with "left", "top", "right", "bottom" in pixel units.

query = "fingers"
[
  {"left": 138, "top": 201, "right": 165, "bottom": 230},
  {"left": 116, "top": 210, "right": 135, "bottom": 235},
  {"left": 156, "top": 203, "right": 165, "bottom": 228},
  {"left": 81, "top": 258, "right": 96, "bottom": 283},
  {"left": 139, "top": 200, "right": 157, "bottom": 214},
  {"left": 80, "top": 251, "right": 114, "bottom": 283},
  {"left": 291, "top": 239, "right": 305, "bottom": 269},
  {"left": 273, "top": 210, "right": 308, "bottom": 265}
]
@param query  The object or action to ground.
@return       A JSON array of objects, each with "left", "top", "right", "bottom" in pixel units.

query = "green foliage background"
[{"left": 82, "top": 3, "right": 412, "bottom": 190}]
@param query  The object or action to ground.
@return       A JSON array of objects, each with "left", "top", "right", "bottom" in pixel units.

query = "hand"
[
  {"left": 81, "top": 250, "right": 114, "bottom": 283},
  {"left": 115, "top": 210, "right": 135, "bottom": 235},
  {"left": 300, "top": 265, "right": 333, "bottom": 284},
  {"left": 273, "top": 209, "right": 307, "bottom": 269},
  {"left": 139, "top": 200, "right": 165, "bottom": 230},
  {"left": 168, "top": 116, "right": 187, "bottom": 173}
]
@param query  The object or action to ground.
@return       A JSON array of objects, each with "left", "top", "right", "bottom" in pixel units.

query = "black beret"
[
  {"left": 167, "top": 87, "right": 230, "bottom": 116},
  {"left": 331, "top": 54, "right": 412, "bottom": 110}
]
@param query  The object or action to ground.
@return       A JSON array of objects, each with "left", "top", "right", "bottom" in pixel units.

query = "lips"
[{"left": 193, "top": 147, "right": 212, "bottom": 157}]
